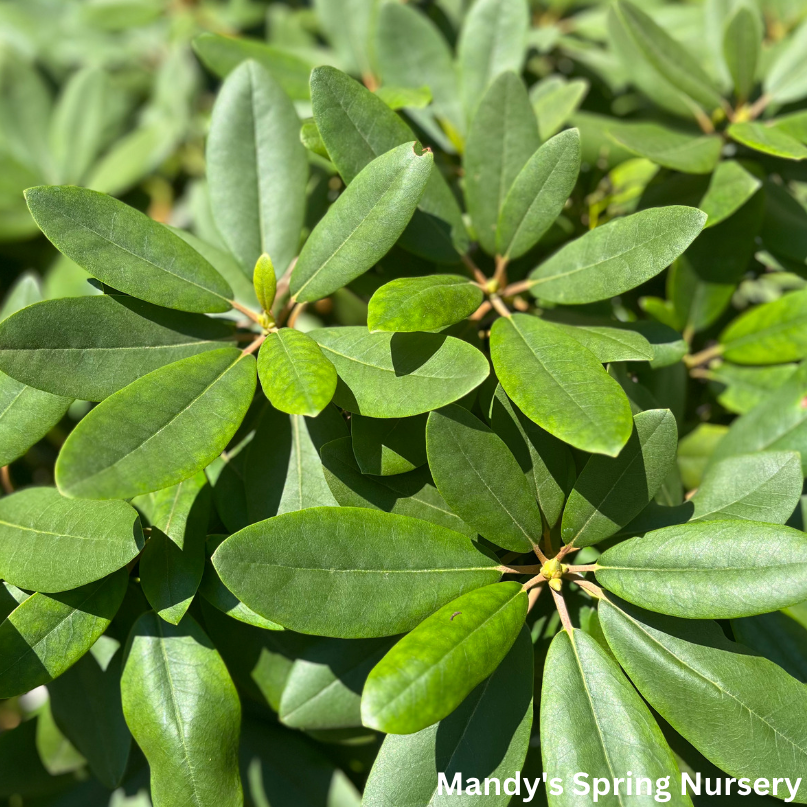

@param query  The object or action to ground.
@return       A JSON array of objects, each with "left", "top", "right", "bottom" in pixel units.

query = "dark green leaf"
[
  {"left": 351, "top": 413, "right": 427, "bottom": 476},
  {"left": 732, "top": 610, "right": 807, "bottom": 683}
]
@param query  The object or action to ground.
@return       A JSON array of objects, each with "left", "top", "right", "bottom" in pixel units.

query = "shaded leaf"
[
  {"left": 732, "top": 610, "right": 807, "bottom": 683},
  {"left": 699, "top": 160, "right": 762, "bottom": 228},
  {"left": 352, "top": 413, "right": 427, "bottom": 476}
]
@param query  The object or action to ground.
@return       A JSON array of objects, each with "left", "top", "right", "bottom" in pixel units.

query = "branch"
[
  {"left": 230, "top": 299, "right": 263, "bottom": 325},
  {"left": 684, "top": 343, "right": 724, "bottom": 369},
  {"left": 550, "top": 585, "right": 574, "bottom": 632},
  {"left": 0, "top": 466, "right": 13, "bottom": 495},
  {"left": 241, "top": 333, "right": 266, "bottom": 356},
  {"left": 501, "top": 278, "right": 534, "bottom": 297},
  {"left": 573, "top": 578, "right": 605, "bottom": 599},
  {"left": 498, "top": 563, "right": 543, "bottom": 575},
  {"left": 528, "top": 582, "right": 544, "bottom": 612},
  {"left": 461, "top": 253, "right": 488, "bottom": 286},
  {"left": 567, "top": 564, "right": 599, "bottom": 573},
  {"left": 489, "top": 293, "right": 511, "bottom": 319}
]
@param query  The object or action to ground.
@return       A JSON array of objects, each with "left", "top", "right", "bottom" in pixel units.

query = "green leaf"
[
  {"left": 48, "top": 640, "right": 131, "bottom": 788},
  {"left": 121, "top": 612, "right": 242, "bottom": 807},
  {"left": 530, "top": 76, "right": 589, "bottom": 142},
  {"left": 351, "top": 414, "right": 427, "bottom": 476},
  {"left": 727, "top": 121, "right": 807, "bottom": 160},
  {"left": 321, "top": 437, "right": 476, "bottom": 538},
  {"left": 763, "top": 19, "right": 807, "bottom": 106},
  {"left": 608, "top": 123, "right": 722, "bottom": 174},
  {"left": 56, "top": 348, "right": 256, "bottom": 500},
  {"left": 599, "top": 597, "right": 807, "bottom": 802},
  {"left": 192, "top": 33, "right": 313, "bottom": 100},
  {"left": 367, "top": 275, "right": 483, "bottom": 333},
  {"left": 311, "top": 328, "right": 490, "bottom": 418},
  {"left": 0, "top": 295, "right": 235, "bottom": 400},
  {"left": 207, "top": 60, "right": 307, "bottom": 274},
  {"left": 253, "top": 253, "right": 276, "bottom": 313},
  {"left": 555, "top": 323, "right": 655, "bottom": 362},
  {"left": 24, "top": 186, "right": 234, "bottom": 314},
  {"left": 0, "top": 487, "right": 143, "bottom": 592},
  {"left": 212, "top": 507, "right": 501, "bottom": 638},
  {"left": 723, "top": 4, "right": 762, "bottom": 102},
  {"left": 310, "top": 66, "right": 468, "bottom": 262},
  {"left": 528, "top": 207, "right": 706, "bottom": 304},
  {"left": 488, "top": 384, "right": 575, "bottom": 527},
  {"left": 491, "top": 315, "right": 633, "bottom": 456},
  {"left": 257, "top": 328, "right": 337, "bottom": 417},
  {"left": 612, "top": 0, "right": 723, "bottom": 111},
  {"left": 426, "top": 404, "right": 542, "bottom": 553},
  {"left": 732, "top": 610, "right": 807, "bottom": 683},
  {"left": 496, "top": 128, "right": 581, "bottom": 260},
  {"left": 0, "top": 570, "right": 126, "bottom": 698},
  {"left": 279, "top": 637, "right": 393, "bottom": 730},
  {"left": 35, "top": 700, "right": 85, "bottom": 776},
  {"left": 290, "top": 142, "right": 432, "bottom": 302},
  {"left": 710, "top": 362, "right": 798, "bottom": 415},
  {"left": 464, "top": 72, "right": 539, "bottom": 256},
  {"left": 690, "top": 451, "right": 802, "bottom": 524},
  {"left": 699, "top": 159, "right": 762, "bottom": 227},
  {"left": 313, "top": 0, "right": 377, "bottom": 77},
  {"left": 361, "top": 582, "right": 527, "bottom": 733},
  {"left": 362, "top": 626, "right": 532, "bottom": 807},
  {"left": 561, "top": 409, "right": 678, "bottom": 548},
  {"left": 457, "top": 0, "right": 529, "bottom": 119},
  {"left": 374, "top": 85, "right": 432, "bottom": 110},
  {"left": 596, "top": 520, "right": 807, "bottom": 619},
  {"left": 540, "top": 628, "right": 689, "bottom": 807}
]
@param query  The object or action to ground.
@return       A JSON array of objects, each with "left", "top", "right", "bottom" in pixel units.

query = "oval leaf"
[
  {"left": 608, "top": 123, "right": 722, "bottom": 174},
  {"left": 728, "top": 121, "right": 807, "bottom": 161}
]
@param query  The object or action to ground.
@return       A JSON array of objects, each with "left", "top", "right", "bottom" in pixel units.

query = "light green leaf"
[
  {"left": 457, "top": 0, "right": 529, "bottom": 119},
  {"left": 56, "top": 348, "right": 256, "bottom": 500},
  {"left": 596, "top": 520, "right": 807, "bottom": 618},
  {"left": 528, "top": 206, "right": 706, "bottom": 304},
  {"left": 723, "top": 4, "right": 762, "bottom": 102},
  {"left": 258, "top": 328, "right": 337, "bottom": 417},
  {"left": 0, "top": 295, "right": 235, "bottom": 400},
  {"left": 0, "top": 487, "right": 143, "bottom": 592},
  {"left": 608, "top": 123, "right": 722, "bottom": 174},
  {"left": 763, "top": 19, "right": 807, "bottom": 105},
  {"left": 490, "top": 315, "right": 633, "bottom": 456},
  {"left": 192, "top": 33, "right": 313, "bottom": 100},
  {"left": 352, "top": 414, "right": 427, "bottom": 476},
  {"left": 361, "top": 582, "right": 527, "bottom": 734},
  {"left": 710, "top": 362, "right": 798, "bottom": 415},
  {"left": 0, "top": 570, "right": 126, "bottom": 698},
  {"left": 290, "top": 142, "right": 432, "bottom": 303},
  {"left": 599, "top": 597, "right": 807, "bottom": 803},
  {"left": 530, "top": 76, "right": 589, "bottom": 142},
  {"left": 310, "top": 66, "right": 468, "bottom": 262},
  {"left": 121, "top": 612, "right": 242, "bottom": 807},
  {"left": 727, "top": 121, "right": 807, "bottom": 160},
  {"left": 311, "top": 328, "right": 490, "bottom": 418},
  {"left": 313, "top": 0, "right": 377, "bottom": 77},
  {"left": 207, "top": 60, "right": 307, "bottom": 275},
  {"left": 212, "top": 507, "right": 501, "bottom": 638},
  {"left": 254, "top": 253, "right": 276, "bottom": 313},
  {"left": 541, "top": 628, "right": 689, "bottom": 807},
  {"left": 555, "top": 323, "right": 655, "bottom": 362},
  {"left": 0, "top": 272, "right": 42, "bottom": 321},
  {"left": 362, "top": 627, "right": 532, "bottom": 807},
  {"left": 374, "top": 85, "right": 432, "bottom": 110},
  {"left": 561, "top": 409, "right": 678, "bottom": 548},
  {"left": 426, "top": 404, "right": 541, "bottom": 553},
  {"left": 464, "top": 72, "right": 539, "bottom": 256},
  {"left": 25, "top": 186, "right": 234, "bottom": 314},
  {"left": 35, "top": 700, "right": 85, "bottom": 777},
  {"left": 699, "top": 160, "right": 761, "bottom": 227},
  {"left": 367, "top": 275, "right": 483, "bottom": 333},
  {"left": 496, "top": 128, "right": 581, "bottom": 260}
]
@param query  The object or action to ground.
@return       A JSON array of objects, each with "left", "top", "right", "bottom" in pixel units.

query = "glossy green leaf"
[
  {"left": 351, "top": 414, "right": 427, "bottom": 476},
  {"left": 212, "top": 507, "right": 501, "bottom": 637},
  {"left": 361, "top": 582, "right": 527, "bottom": 733},
  {"left": 208, "top": 60, "right": 307, "bottom": 274},
  {"left": 528, "top": 207, "right": 706, "bottom": 304},
  {"left": 690, "top": 451, "right": 802, "bottom": 524},
  {"left": 56, "top": 348, "right": 256, "bottom": 500},
  {"left": 48, "top": 640, "right": 131, "bottom": 788},
  {"left": 457, "top": 0, "right": 529, "bottom": 119},
  {"left": 367, "top": 275, "right": 483, "bottom": 333},
  {"left": 362, "top": 626, "right": 532, "bottom": 807},
  {"left": 723, "top": 4, "right": 762, "bottom": 102},
  {"left": 609, "top": 122, "right": 722, "bottom": 174},
  {"left": 530, "top": 76, "right": 589, "bottom": 142},
  {"left": 321, "top": 437, "right": 475, "bottom": 538},
  {"left": 732, "top": 610, "right": 807, "bottom": 683},
  {"left": 464, "top": 72, "right": 539, "bottom": 256},
  {"left": 728, "top": 121, "right": 807, "bottom": 160},
  {"left": 258, "top": 328, "right": 337, "bottom": 417},
  {"left": 121, "top": 612, "right": 242, "bottom": 807},
  {"left": 496, "top": 128, "right": 581, "bottom": 260},
  {"left": 0, "top": 487, "right": 143, "bottom": 592},
  {"left": 491, "top": 315, "right": 633, "bottom": 456},
  {"left": 310, "top": 66, "right": 468, "bottom": 262},
  {"left": 596, "top": 520, "right": 807, "bottom": 619},
  {"left": 24, "top": 186, "right": 234, "bottom": 314},
  {"left": 312, "top": 328, "right": 489, "bottom": 418},
  {"left": 699, "top": 159, "right": 761, "bottom": 228},
  {"left": 253, "top": 253, "right": 276, "bottom": 313},
  {"left": 555, "top": 323, "right": 655, "bottom": 362},
  {"left": 763, "top": 19, "right": 807, "bottom": 105},
  {"left": 279, "top": 637, "right": 393, "bottom": 730},
  {"left": 290, "top": 142, "right": 432, "bottom": 302},
  {"left": 561, "top": 409, "right": 678, "bottom": 548},
  {"left": 600, "top": 597, "right": 807, "bottom": 802},
  {"left": 0, "top": 570, "right": 126, "bottom": 698},
  {"left": 488, "top": 384, "right": 575, "bottom": 527},
  {"left": 0, "top": 295, "right": 235, "bottom": 400},
  {"left": 427, "top": 404, "right": 541, "bottom": 553},
  {"left": 541, "top": 628, "right": 689, "bottom": 807}
]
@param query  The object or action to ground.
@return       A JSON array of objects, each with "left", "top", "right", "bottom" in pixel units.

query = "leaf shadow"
[{"left": 390, "top": 332, "right": 446, "bottom": 376}]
